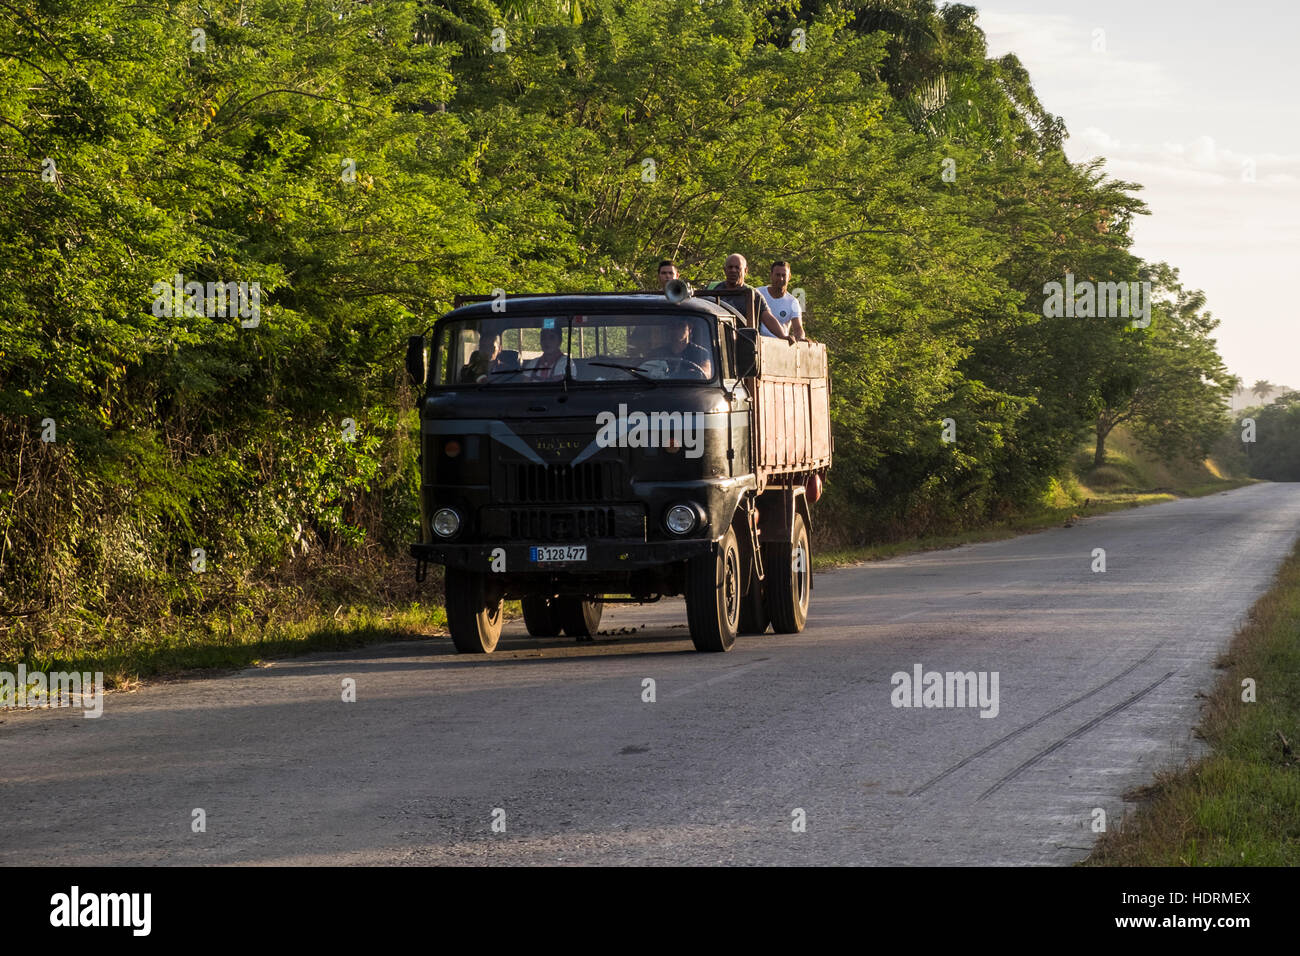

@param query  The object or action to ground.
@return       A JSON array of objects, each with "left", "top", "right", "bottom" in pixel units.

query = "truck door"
[{"left": 723, "top": 322, "right": 752, "bottom": 478}]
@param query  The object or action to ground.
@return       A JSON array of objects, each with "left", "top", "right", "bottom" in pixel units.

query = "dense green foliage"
[
  {"left": 1, "top": 0, "right": 1239, "bottom": 644},
  {"left": 1235, "top": 395, "right": 1300, "bottom": 481}
]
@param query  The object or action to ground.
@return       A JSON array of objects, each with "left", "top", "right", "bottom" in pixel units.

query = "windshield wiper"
[
  {"left": 484, "top": 367, "right": 572, "bottom": 385},
  {"left": 587, "top": 361, "right": 659, "bottom": 383}
]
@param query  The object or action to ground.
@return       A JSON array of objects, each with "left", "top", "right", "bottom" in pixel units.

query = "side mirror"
[
  {"left": 406, "top": 335, "right": 426, "bottom": 386},
  {"left": 735, "top": 327, "right": 760, "bottom": 378}
]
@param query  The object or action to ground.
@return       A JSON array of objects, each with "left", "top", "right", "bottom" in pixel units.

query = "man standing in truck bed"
[
  {"left": 711, "top": 253, "right": 799, "bottom": 343},
  {"left": 756, "top": 260, "right": 806, "bottom": 342},
  {"left": 655, "top": 259, "right": 679, "bottom": 290}
]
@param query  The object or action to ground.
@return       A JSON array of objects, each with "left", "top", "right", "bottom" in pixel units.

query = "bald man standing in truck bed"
[{"left": 711, "top": 253, "right": 798, "bottom": 343}]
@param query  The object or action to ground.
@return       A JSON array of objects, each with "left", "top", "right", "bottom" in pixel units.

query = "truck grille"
[
  {"left": 511, "top": 507, "right": 613, "bottom": 540},
  {"left": 480, "top": 504, "right": 646, "bottom": 542},
  {"left": 501, "top": 461, "right": 619, "bottom": 503}
]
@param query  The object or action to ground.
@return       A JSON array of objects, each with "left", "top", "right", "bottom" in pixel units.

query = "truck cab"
[{"left": 406, "top": 288, "right": 831, "bottom": 653}]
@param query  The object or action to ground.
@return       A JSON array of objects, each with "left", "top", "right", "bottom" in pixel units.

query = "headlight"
[
  {"left": 664, "top": 504, "right": 698, "bottom": 535},
  {"left": 432, "top": 508, "right": 461, "bottom": 538}
]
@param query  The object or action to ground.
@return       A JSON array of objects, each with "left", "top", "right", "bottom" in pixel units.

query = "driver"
[{"left": 652, "top": 316, "right": 712, "bottom": 378}]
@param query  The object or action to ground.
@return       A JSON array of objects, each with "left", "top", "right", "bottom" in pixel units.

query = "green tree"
[{"left": 1092, "top": 264, "right": 1237, "bottom": 466}]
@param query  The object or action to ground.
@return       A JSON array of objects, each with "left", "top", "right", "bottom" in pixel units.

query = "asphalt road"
[{"left": 4, "top": 483, "right": 1299, "bottom": 866}]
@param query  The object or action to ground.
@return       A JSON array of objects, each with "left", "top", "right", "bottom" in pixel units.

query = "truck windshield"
[{"left": 431, "top": 313, "right": 716, "bottom": 386}]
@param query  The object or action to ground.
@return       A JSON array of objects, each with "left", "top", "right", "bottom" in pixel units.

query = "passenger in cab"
[
  {"left": 460, "top": 330, "right": 503, "bottom": 383},
  {"left": 628, "top": 323, "right": 660, "bottom": 360},
  {"left": 525, "top": 325, "right": 572, "bottom": 381}
]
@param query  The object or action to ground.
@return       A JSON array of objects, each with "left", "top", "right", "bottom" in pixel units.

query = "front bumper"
[{"left": 410, "top": 537, "right": 712, "bottom": 572}]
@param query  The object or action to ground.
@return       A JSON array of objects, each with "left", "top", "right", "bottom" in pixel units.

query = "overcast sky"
[{"left": 978, "top": 0, "right": 1298, "bottom": 389}]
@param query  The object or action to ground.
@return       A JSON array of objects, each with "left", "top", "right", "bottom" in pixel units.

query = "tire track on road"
[
  {"left": 976, "top": 670, "right": 1176, "bottom": 800},
  {"left": 908, "top": 644, "right": 1163, "bottom": 797}
]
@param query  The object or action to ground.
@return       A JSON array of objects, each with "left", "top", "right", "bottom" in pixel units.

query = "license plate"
[{"left": 529, "top": 545, "right": 587, "bottom": 563}]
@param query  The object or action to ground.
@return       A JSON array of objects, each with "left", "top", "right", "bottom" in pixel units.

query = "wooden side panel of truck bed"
[{"left": 752, "top": 338, "right": 832, "bottom": 483}]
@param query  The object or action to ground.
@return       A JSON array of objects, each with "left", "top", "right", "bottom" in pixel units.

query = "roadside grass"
[
  {"left": 1, "top": 546, "right": 474, "bottom": 689},
  {"left": 1, "top": 589, "right": 540, "bottom": 690},
  {"left": 2, "top": 594, "right": 451, "bottom": 689},
  {"left": 1084, "top": 538, "right": 1300, "bottom": 866}
]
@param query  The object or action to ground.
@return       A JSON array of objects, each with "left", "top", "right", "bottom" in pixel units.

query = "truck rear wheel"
[
  {"left": 521, "top": 596, "right": 562, "bottom": 637},
  {"left": 686, "top": 527, "right": 741, "bottom": 652},
  {"left": 556, "top": 598, "right": 603, "bottom": 638},
  {"left": 764, "top": 512, "right": 811, "bottom": 633},
  {"left": 445, "top": 568, "right": 505, "bottom": 653}
]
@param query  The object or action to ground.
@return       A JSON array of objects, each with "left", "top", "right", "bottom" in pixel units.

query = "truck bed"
[{"left": 751, "top": 337, "right": 832, "bottom": 484}]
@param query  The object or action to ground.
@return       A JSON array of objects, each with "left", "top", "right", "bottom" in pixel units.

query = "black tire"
[
  {"left": 764, "top": 511, "right": 811, "bottom": 633},
  {"left": 685, "top": 526, "right": 741, "bottom": 652},
  {"left": 555, "top": 598, "right": 603, "bottom": 638},
  {"left": 738, "top": 543, "right": 769, "bottom": 636},
  {"left": 445, "top": 568, "right": 505, "bottom": 653},
  {"left": 521, "top": 596, "right": 562, "bottom": 637}
]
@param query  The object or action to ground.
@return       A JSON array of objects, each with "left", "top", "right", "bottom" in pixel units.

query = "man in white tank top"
[{"left": 755, "top": 260, "right": 806, "bottom": 341}]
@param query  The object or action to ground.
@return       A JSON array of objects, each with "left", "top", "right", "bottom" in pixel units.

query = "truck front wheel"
[
  {"left": 686, "top": 527, "right": 741, "bottom": 652},
  {"left": 445, "top": 568, "right": 505, "bottom": 653},
  {"left": 764, "top": 512, "right": 811, "bottom": 633}
]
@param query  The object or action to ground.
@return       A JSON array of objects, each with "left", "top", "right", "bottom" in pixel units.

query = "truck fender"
[{"left": 708, "top": 481, "right": 752, "bottom": 544}]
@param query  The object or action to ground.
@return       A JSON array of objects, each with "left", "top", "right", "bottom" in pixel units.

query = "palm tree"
[
  {"left": 499, "top": 0, "right": 582, "bottom": 25},
  {"left": 1252, "top": 379, "right": 1274, "bottom": 404}
]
